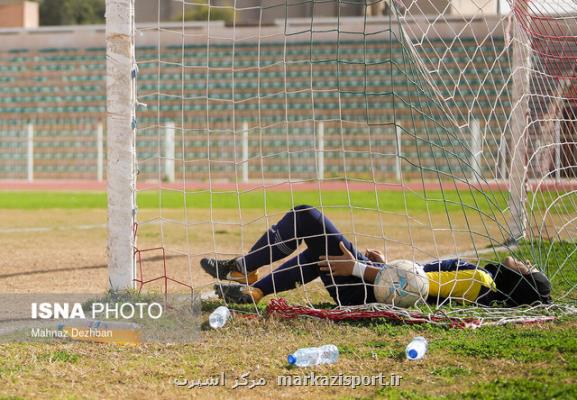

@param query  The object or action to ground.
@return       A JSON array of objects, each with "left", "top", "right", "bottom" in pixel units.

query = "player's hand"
[
  {"left": 319, "top": 242, "right": 356, "bottom": 276},
  {"left": 365, "top": 248, "right": 385, "bottom": 263},
  {"left": 503, "top": 256, "right": 538, "bottom": 275}
]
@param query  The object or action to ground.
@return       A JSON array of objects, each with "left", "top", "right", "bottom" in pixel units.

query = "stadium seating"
[{"left": 0, "top": 38, "right": 511, "bottom": 180}]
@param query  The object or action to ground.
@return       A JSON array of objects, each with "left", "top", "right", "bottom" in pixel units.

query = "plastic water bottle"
[
  {"left": 209, "top": 306, "right": 231, "bottom": 329},
  {"left": 405, "top": 336, "right": 428, "bottom": 360},
  {"left": 56, "top": 319, "right": 141, "bottom": 345},
  {"left": 287, "top": 344, "right": 339, "bottom": 367},
  {"left": 57, "top": 320, "right": 139, "bottom": 331}
]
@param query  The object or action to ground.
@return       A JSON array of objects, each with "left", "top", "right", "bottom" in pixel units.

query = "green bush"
[
  {"left": 173, "top": 1, "right": 235, "bottom": 24},
  {"left": 39, "top": 0, "right": 105, "bottom": 26}
]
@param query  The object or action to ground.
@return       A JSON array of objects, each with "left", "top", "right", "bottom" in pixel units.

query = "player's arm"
[
  {"left": 361, "top": 265, "right": 381, "bottom": 283},
  {"left": 318, "top": 242, "right": 382, "bottom": 283},
  {"left": 362, "top": 248, "right": 386, "bottom": 282}
]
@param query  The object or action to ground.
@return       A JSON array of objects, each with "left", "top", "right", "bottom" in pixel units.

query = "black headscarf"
[{"left": 479, "top": 263, "right": 552, "bottom": 306}]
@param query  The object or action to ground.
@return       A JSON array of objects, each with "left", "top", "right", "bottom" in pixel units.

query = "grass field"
[
  {"left": 0, "top": 189, "right": 505, "bottom": 212},
  {"left": 0, "top": 189, "right": 574, "bottom": 215},
  {"left": 0, "top": 189, "right": 576, "bottom": 399}
]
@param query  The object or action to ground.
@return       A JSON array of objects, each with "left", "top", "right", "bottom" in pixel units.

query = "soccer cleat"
[
  {"left": 200, "top": 257, "right": 240, "bottom": 279},
  {"left": 200, "top": 257, "right": 259, "bottom": 284},
  {"left": 214, "top": 283, "right": 264, "bottom": 304},
  {"left": 225, "top": 270, "right": 260, "bottom": 285}
]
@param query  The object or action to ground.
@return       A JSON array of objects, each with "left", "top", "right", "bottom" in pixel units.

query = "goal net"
[{"left": 112, "top": 0, "right": 577, "bottom": 326}]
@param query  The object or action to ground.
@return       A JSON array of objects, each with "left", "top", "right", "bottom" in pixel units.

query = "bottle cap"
[
  {"left": 407, "top": 349, "right": 418, "bottom": 359},
  {"left": 287, "top": 354, "right": 296, "bottom": 365}
]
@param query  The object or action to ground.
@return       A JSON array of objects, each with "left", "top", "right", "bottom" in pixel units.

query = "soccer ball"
[{"left": 373, "top": 260, "right": 429, "bottom": 308}]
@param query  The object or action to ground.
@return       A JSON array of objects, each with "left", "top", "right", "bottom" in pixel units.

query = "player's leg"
[
  {"left": 216, "top": 250, "right": 321, "bottom": 304},
  {"left": 252, "top": 250, "right": 320, "bottom": 296},
  {"left": 249, "top": 244, "right": 379, "bottom": 305},
  {"left": 201, "top": 205, "right": 364, "bottom": 280},
  {"left": 239, "top": 205, "right": 366, "bottom": 269},
  {"left": 218, "top": 248, "right": 377, "bottom": 306}
]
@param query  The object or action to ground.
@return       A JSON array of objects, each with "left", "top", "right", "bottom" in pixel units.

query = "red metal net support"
[{"left": 132, "top": 223, "right": 193, "bottom": 296}]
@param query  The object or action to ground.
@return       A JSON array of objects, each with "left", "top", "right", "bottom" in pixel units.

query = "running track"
[{"left": 0, "top": 179, "right": 575, "bottom": 192}]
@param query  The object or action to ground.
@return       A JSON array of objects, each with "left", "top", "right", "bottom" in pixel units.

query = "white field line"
[{"left": 0, "top": 223, "right": 106, "bottom": 234}]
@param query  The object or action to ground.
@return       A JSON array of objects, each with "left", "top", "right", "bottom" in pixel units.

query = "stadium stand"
[{"left": 0, "top": 27, "right": 511, "bottom": 181}]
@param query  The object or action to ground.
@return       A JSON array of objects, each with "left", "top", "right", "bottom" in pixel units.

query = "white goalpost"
[
  {"left": 105, "top": 0, "right": 577, "bottom": 324},
  {"left": 507, "top": 0, "right": 531, "bottom": 242},
  {"left": 106, "top": 0, "right": 136, "bottom": 290}
]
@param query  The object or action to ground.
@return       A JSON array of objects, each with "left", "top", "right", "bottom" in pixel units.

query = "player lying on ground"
[{"left": 200, "top": 205, "right": 551, "bottom": 307}]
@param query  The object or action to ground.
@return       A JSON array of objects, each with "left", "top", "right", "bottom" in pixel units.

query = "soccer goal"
[{"left": 106, "top": 0, "right": 577, "bottom": 326}]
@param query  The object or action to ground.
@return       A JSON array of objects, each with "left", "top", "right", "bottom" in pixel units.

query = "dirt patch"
[{"left": 0, "top": 208, "right": 507, "bottom": 295}]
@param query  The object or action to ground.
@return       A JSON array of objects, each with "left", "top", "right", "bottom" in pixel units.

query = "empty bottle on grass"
[
  {"left": 287, "top": 344, "right": 339, "bottom": 367},
  {"left": 405, "top": 336, "right": 428, "bottom": 360},
  {"left": 209, "top": 306, "right": 231, "bottom": 329},
  {"left": 56, "top": 320, "right": 141, "bottom": 345}
]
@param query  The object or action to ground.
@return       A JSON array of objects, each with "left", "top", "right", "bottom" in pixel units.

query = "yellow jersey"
[{"left": 426, "top": 269, "right": 496, "bottom": 303}]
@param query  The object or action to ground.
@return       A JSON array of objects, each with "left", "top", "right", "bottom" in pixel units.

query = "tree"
[
  {"left": 39, "top": 0, "right": 105, "bottom": 26},
  {"left": 173, "top": 1, "right": 235, "bottom": 25}
]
